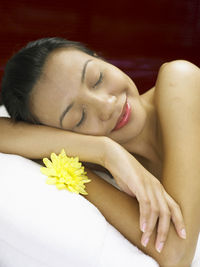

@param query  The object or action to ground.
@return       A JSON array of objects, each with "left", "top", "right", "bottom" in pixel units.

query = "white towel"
[{"left": 0, "top": 152, "right": 158, "bottom": 266}]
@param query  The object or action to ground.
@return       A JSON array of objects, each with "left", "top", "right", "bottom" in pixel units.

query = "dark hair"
[{"left": 1, "top": 37, "right": 98, "bottom": 123}]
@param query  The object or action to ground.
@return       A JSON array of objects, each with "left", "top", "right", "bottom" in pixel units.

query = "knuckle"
[
  {"left": 172, "top": 215, "right": 182, "bottom": 225},
  {"left": 161, "top": 208, "right": 171, "bottom": 217},
  {"left": 171, "top": 201, "right": 180, "bottom": 210},
  {"left": 157, "top": 229, "right": 168, "bottom": 240},
  {"left": 143, "top": 198, "right": 151, "bottom": 207},
  {"left": 171, "top": 206, "right": 183, "bottom": 222},
  {"left": 147, "top": 223, "right": 156, "bottom": 233},
  {"left": 174, "top": 203, "right": 182, "bottom": 213},
  {"left": 145, "top": 222, "right": 154, "bottom": 232},
  {"left": 145, "top": 230, "right": 153, "bottom": 237},
  {"left": 151, "top": 206, "right": 159, "bottom": 214}
]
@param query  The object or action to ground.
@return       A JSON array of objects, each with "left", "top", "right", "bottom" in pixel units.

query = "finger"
[
  {"left": 135, "top": 181, "right": 151, "bottom": 233},
  {"left": 155, "top": 187, "right": 171, "bottom": 253},
  {"left": 163, "top": 190, "right": 187, "bottom": 239},
  {"left": 141, "top": 186, "right": 159, "bottom": 248}
]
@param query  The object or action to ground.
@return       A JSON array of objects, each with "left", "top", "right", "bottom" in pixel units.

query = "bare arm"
[
  {"left": 83, "top": 168, "right": 187, "bottom": 267},
  {"left": 155, "top": 60, "right": 200, "bottom": 265},
  {"left": 0, "top": 117, "right": 108, "bottom": 165}
]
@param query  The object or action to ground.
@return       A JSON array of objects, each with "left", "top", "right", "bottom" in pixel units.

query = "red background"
[{"left": 0, "top": 0, "right": 199, "bottom": 95}]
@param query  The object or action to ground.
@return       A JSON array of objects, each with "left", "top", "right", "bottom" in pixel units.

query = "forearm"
[
  {"left": 0, "top": 117, "right": 111, "bottom": 166},
  {"left": 161, "top": 155, "right": 200, "bottom": 266},
  {"left": 83, "top": 168, "right": 190, "bottom": 267}
]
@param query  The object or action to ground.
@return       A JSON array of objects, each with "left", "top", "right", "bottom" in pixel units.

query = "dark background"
[{"left": 0, "top": 0, "right": 199, "bottom": 95}]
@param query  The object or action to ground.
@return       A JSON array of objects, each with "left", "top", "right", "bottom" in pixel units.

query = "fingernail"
[
  {"left": 180, "top": 228, "right": 186, "bottom": 239},
  {"left": 156, "top": 242, "right": 164, "bottom": 253},
  {"left": 142, "top": 237, "right": 149, "bottom": 247},
  {"left": 141, "top": 222, "right": 147, "bottom": 232}
]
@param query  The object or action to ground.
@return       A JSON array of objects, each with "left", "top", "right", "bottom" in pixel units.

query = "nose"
[
  {"left": 98, "top": 95, "right": 117, "bottom": 121},
  {"left": 80, "top": 92, "right": 117, "bottom": 121}
]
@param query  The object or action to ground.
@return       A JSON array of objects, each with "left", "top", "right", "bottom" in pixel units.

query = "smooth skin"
[
  {"left": 29, "top": 56, "right": 200, "bottom": 266},
  {"left": 84, "top": 60, "right": 200, "bottom": 266},
  {"left": 85, "top": 60, "right": 200, "bottom": 266},
  {"left": 29, "top": 48, "right": 186, "bottom": 253},
  {"left": 0, "top": 48, "right": 200, "bottom": 265}
]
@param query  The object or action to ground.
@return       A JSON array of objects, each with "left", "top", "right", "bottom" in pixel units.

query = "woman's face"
[{"left": 30, "top": 48, "right": 147, "bottom": 145}]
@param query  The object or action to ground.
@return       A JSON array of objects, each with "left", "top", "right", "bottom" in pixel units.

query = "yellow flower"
[{"left": 40, "top": 149, "right": 91, "bottom": 195}]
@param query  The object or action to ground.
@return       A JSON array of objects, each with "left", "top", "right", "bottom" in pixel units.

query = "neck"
[{"left": 122, "top": 87, "right": 161, "bottom": 163}]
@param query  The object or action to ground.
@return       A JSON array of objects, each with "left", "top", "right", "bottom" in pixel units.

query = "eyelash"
[
  {"left": 76, "top": 109, "right": 86, "bottom": 127},
  {"left": 76, "top": 72, "right": 103, "bottom": 127},
  {"left": 93, "top": 72, "right": 103, "bottom": 88}
]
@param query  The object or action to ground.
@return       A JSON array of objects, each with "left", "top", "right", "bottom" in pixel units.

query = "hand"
[{"left": 104, "top": 141, "right": 186, "bottom": 253}]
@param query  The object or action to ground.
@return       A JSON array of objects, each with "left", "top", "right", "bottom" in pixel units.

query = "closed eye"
[
  {"left": 76, "top": 109, "right": 86, "bottom": 127},
  {"left": 76, "top": 72, "right": 103, "bottom": 127},
  {"left": 93, "top": 72, "right": 103, "bottom": 88}
]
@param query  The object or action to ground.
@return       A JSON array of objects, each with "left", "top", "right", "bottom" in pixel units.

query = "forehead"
[
  {"left": 43, "top": 48, "right": 92, "bottom": 84},
  {"left": 30, "top": 48, "right": 92, "bottom": 126}
]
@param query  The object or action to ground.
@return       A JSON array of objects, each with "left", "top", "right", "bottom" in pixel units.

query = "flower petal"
[
  {"left": 41, "top": 167, "right": 57, "bottom": 176},
  {"left": 43, "top": 158, "right": 53, "bottom": 168},
  {"left": 56, "top": 183, "right": 67, "bottom": 190},
  {"left": 46, "top": 177, "right": 57, "bottom": 184},
  {"left": 40, "top": 149, "right": 91, "bottom": 195}
]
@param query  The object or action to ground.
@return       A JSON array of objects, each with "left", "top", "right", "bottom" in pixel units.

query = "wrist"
[
  {"left": 97, "top": 137, "right": 114, "bottom": 167},
  {"left": 103, "top": 137, "right": 123, "bottom": 168},
  {"left": 79, "top": 136, "right": 115, "bottom": 168}
]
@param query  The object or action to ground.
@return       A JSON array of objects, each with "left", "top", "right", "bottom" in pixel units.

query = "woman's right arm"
[{"left": 0, "top": 117, "right": 108, "bottom": 165}]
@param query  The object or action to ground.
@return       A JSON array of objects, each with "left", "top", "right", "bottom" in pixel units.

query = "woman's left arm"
[{"left": 155, "top": 60, "right": 200, "bottom": 265}]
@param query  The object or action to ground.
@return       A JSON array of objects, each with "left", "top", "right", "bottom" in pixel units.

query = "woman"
[{"left": 1, "top": 37, "right": 200, "bottom": 266}]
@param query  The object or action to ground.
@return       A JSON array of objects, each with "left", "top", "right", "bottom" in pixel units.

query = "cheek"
[
  {"left": 76, "top": 115, "right": 105, "bottom": 136},
  {"left": 107, "top": 69, "right": 127, "bottom": 93}
]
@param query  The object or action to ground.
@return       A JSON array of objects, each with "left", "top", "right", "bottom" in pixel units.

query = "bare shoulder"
[
  {"left": 155, "top": 59, "right": 200, "bottom": 115},
  {"left": 155, "top": 60, "right": 200, "bottom": 94},
  {"left": 155, "top": 59, "right": 200, "bottom": 114},
  {"left": 158, "top": 59, "right": 200, "bottom": 75},
  {"left": 154, "top": 59, "right": 200, "bottom": 153}
]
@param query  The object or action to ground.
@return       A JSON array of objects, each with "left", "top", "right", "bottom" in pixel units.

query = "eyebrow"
[
  {"left": 81, "top": 59, "right": 92, "bottom": 83},
  {"left": 59, "top": 59, "right": 92, "bottom": 128}
]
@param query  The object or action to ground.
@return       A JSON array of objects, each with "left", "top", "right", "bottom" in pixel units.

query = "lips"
[{"left": 113, "top": 99, "right": 131, "bottom": 131}]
